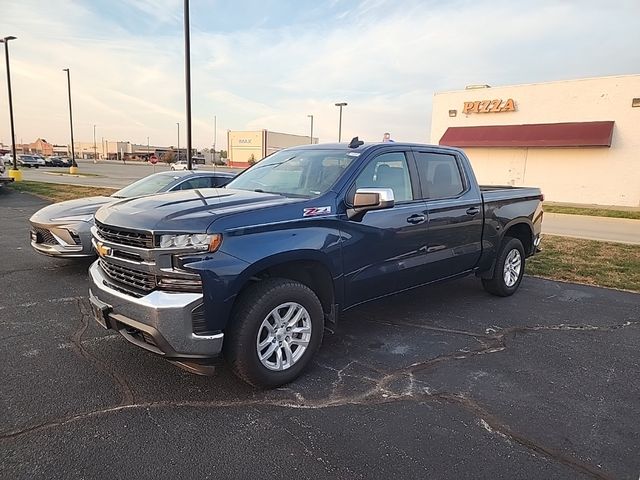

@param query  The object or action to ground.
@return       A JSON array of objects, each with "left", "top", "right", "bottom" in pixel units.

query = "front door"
[{"left": 340, "top": 151, "right": 429, "bottom": 307}]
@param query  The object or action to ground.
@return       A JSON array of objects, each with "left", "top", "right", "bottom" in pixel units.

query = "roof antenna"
[{"left": 348, "top": 136, "right": 364, "bottom": 148}]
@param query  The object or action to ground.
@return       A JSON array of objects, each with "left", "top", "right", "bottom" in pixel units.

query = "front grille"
[
  {"left": 95, "top": 220, "right": 153, "bottom": 249},
  {"left": 99, "top": 259, "right": 156, "bottom": 295},
  {"left": 33, "top": 227, "right": 58, "bottom": 245}
]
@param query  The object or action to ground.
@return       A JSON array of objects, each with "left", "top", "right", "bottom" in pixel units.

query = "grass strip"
[
  {"left": 528, "top": 235, "right": 640, "bottom": 292},
  {"left": 8, "top": 181, "right": 117, "bottom": 203}
]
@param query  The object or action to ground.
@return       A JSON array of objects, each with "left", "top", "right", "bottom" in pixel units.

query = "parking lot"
[{"left": 1, "top": 188, "right": 639, "bottom": 479}]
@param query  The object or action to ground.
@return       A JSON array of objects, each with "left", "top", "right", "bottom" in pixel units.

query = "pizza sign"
[{"left": 463, "top": 99, "right": 516, "bottom": 114}]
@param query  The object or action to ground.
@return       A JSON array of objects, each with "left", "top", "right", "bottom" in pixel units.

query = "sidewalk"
[{"left": 543, "top": 213, "right": 640, "bottom": 245}]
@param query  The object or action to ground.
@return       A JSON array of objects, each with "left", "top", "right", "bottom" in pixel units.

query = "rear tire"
[
  {"left": 224, "top": 278, "right": 324, "bottom": 388},
  {"left": 482, "top": 237, "right": 525, "bottom": 297}
]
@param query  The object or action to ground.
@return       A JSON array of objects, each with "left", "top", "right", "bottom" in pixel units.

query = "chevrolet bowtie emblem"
[{"left": 95, "top": 241, "right": 111, "bottom": 258}]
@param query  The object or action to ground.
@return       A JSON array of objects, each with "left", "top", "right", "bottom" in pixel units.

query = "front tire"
[
  {"left": 482, "top": 237, "right": 525, "bottom": 297},
  {"left": 225, "top": 278, "right": 324, "bottom": 388}
]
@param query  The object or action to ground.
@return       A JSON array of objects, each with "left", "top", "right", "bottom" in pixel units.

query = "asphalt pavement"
[{"left": 1, "top": 188, "right": 640, "bottom": 479}]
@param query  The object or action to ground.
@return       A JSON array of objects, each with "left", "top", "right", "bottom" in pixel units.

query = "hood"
[
  {"left": 94, "top": 188, "right": 300, "bottom": 232},
  {"left": 30, "top": 196, "right": 113, "bottom": 223}
]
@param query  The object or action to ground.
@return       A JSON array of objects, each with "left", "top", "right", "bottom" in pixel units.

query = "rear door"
[
  {"left": 341, "top": 150, "right": 429, "bottom": 306},
  {"left": 412, "top": 149, "right": 483, "bottom": 281}
]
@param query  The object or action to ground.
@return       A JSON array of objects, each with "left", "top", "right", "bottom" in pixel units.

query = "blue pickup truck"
[{"left": 88, "top": 141, "right": 543, "bottom": 387}]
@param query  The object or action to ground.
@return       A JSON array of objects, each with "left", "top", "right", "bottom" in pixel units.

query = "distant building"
[
  {"left": 431, "top": 74, "right": 640, "bottom": 207},
  {"left": 227, "top": 130, "right": 318, "bottom": 167}
]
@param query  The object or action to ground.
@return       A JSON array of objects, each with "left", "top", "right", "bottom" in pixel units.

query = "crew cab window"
[
  {"left": 354, "top": 152, "right": 413, "bottom": 202},
  {"left": 414, "top": 152, "right": 464, "bottom": 199}
]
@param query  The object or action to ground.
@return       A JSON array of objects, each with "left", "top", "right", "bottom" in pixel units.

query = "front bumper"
[
  {"left": 88, "top": 260, "right": 223, "bottom": 359},
  {"left": 29, "top": 221, "right": 94, "bottom": 258}
]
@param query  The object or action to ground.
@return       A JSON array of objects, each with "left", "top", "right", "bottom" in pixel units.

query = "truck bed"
[{"left": 480, "top": 185, "right": 542, "bottom": 202}]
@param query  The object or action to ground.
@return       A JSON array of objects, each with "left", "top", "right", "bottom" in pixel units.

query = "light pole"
[
  {"left": 176, "top": 122, "right": 180, "bottom": 162},
  {"left": 213, "top": 115, "right": 217, "bottom": 161},
  {"left": 93, "top": 124, "right": 97, "bottom": 163},
  {"left": 63, "top": 68, "right": 78, "bottom": 173},
  {"left": 1, "top": 35, "right": 20, "bottom": 180},
  {"left": 307, "top": 114, "right": 314, "bottom": 144},
  {"left": 183, "top": 0, "right": 193, "bottom": 170},
  {"left": 335, "top": 102, "right": 347, "bottom": 142}
]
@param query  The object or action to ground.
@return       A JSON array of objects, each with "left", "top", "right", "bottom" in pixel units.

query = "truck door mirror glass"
[{"left": 348, "top": 188, "right": 395, "bottom": 219}]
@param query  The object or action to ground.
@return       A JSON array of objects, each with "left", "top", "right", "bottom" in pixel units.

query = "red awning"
[{"left": 439, "top": 121, "right": 614, "bottom": 148}]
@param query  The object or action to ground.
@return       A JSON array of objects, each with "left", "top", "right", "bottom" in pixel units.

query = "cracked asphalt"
[{"left": 1, "top": 188, "right": 639, "bottom": 480}]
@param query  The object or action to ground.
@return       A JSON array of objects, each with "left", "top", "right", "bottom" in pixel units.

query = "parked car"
[
  {"left": 0, "top": 161, "right": 13, "bottom": 186},
  {"left": 87, "top": 140, "right": 543, "bottom": 387},
  {"left": 171, "top": 160, "right": 199, "bottom": 171},
  {"left": 45, "top": 156, "right": 67, "bottom": 167},
  {"left": 33, "top": 155, "right": 46, "bottom": 166},
  {"left": 17, "top": 154, "right": 40, "bottom": 168},
  {"left": 1, "top": 154, "right": 12, "bottom": 166},
  {"left": 29, "top": 170, "right": 235, "bottom": 257}
]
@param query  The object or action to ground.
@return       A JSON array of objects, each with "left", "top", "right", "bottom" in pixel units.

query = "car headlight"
[
  {"left": 51, "top": 214, "right": 94, "bottom": 223},
  {"left": 159, "top": 233, "right": 222, "bottom": 252}
]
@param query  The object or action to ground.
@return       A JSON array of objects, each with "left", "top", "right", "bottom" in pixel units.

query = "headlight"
[
  {"left": 51, "top": 214, "right": 94, "bottom": 223},
  {"left": 159, "top": 233, "right": 222, "bottom": 252}
]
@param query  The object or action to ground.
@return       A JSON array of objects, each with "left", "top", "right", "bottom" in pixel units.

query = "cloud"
[{"left": 1, "top": 0, "right": 638, "bottom": 149}]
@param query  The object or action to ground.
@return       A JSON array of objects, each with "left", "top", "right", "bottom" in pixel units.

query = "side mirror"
[{"left": 347, "top": 188, "right": 395, "bottom": 219}]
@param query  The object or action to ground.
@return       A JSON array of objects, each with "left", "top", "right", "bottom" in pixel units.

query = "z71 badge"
[{"left": 303, "top": 206, "right": 331, "bottom": 217}]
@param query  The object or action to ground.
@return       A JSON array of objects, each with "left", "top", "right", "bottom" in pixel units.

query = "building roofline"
[{"left": 433, "top": 73, "right": 640, "bottom": 96}]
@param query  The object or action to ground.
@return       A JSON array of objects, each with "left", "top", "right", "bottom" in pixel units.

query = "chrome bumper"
[{"left": 88, "top": 260, "right": 223, "bottom": 359}]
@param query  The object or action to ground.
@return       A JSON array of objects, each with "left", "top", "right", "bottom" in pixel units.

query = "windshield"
[
  {"left": 112, "top": 173, "right": 178, "bottom": 198},
  {"left": 226, "top": 149, "right": 357, "bottom": 197}
]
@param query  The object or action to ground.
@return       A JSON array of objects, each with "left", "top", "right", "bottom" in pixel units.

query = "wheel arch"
[
  {"left": 229, "top": 250, "right": 339, "bottom": 324},
  {"left": 477, "top": 219, "right": 533, "bottom": 279},
  {"left": 502, "top": 219, "right": 534, "bottom": 256}
]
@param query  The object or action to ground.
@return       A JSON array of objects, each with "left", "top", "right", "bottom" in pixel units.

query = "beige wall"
[
  {"left": 265, "top": 131, "right": 317, "bottom": 156},
  {"left": 228, "top": 130, "right": 264, "bottom": 165},
  {"left": 228, "top": 130, "right": 318, "bottom": 165},
  {"left": 431, "top": 75, "right": 640, "bottom": 207}
]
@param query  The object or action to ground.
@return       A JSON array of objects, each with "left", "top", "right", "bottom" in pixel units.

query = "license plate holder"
[{"left": 90, "top": 295, "right": 112, "bottom": 330}]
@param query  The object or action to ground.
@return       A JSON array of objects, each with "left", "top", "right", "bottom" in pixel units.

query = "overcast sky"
[{"left": 1, "top": 0, "right": 639, "bottom": 149}]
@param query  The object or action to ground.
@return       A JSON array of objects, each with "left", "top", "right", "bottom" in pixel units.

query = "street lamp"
[
  {"left": 93, "top": 124, "right": 97, "bottom": 163},
  {"left": 307, "top": 114, "right": 314, "bottom": 144},
  {"left": 213, "top": 115, "right": 217, "bottom": 155},
  {"left": 1, "top": 35, "right": 20, "bottom": 180},
  {"left": 176, "top": 122, "right": 180, "bottom": 162},
  {"left": 335, "top": 102, "right": 347, "bottom": 142},
  {"left": 183, "top": 0, "right": 193, "bottom": 170},
  {"left": 63, "top": 68, "right": 78, "bottom": 173}
]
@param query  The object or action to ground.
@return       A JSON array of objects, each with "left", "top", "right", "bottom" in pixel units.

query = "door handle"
[
  {"left": 406, "top": 214, "right": 425, "bottom": 224},
  {"left": 466, "top": 207, "right": 480, "bottom": 216}
]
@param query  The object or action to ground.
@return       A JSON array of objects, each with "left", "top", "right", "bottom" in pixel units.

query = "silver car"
[{"left": 29, "top": 170, "right": 235, "bottom": 257}]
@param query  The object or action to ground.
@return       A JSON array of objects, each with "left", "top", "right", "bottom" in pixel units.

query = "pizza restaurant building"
[{"left": 430, "top": 75, "right": 640, "bottom": 207}]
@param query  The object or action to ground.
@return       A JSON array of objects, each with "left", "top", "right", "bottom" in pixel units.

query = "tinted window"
[
  {"left": 112, "top": 174, "right": 179, "bottom": 198},
  {"left": 211, "top": 176, "right": 232, "bottom": 187},
  {"left": 414, "top": 152, "right": 464, "bottom": 199},
  {"left": 175, "top": 177, "right": 213, "bottom": 190},
  {"left": 354, "top": 152, "right": 413, "bottom": 202}
]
